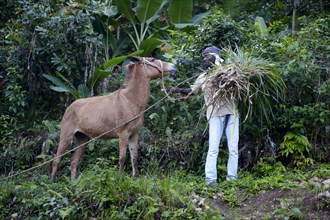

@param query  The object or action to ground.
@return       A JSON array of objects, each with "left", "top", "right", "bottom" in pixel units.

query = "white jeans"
[{"left": 205, "top": 115, "right": 239, "bottom": 184}]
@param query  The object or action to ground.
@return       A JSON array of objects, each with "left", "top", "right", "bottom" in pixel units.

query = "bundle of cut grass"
[{"left": 205, "top": 48, "right": 286, "bottom": 123}]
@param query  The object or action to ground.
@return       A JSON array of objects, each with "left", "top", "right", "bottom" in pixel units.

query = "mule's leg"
[
  {"left": 51, "top": 131, "right": 74, "bottom": 182},
  {"left": 119, "top": 134, "right": 129, "bottom": 174},
  {"left": 128, "top": 133, "right": 139, "bottom": 177},
  {"left": 70, "top": 133, "right": 89, "bottom": 180}
]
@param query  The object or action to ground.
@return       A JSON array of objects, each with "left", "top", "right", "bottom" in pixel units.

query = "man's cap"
[{"left": 203, "top": 46, "right": 221, "bottom": 56}]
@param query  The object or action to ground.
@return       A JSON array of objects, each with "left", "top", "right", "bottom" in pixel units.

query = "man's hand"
[
  {"left": 169, "top": 87, "right": 180, "bottom": 94},
  {"left": 169, "top": 87, "right": 192, "bottom": 95}
]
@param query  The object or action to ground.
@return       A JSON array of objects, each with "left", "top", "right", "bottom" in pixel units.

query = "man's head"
[{"left": 202, "top": 46, "right": 223, "bottom": 68}]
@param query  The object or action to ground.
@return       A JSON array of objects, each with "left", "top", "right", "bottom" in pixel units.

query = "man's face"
[{"left": 203, "top": 54, "right": 216, "bottom": 68}]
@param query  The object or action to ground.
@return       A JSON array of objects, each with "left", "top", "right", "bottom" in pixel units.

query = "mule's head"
[{"left": 128, "top": 56, "right": 177, "bottom": 79}]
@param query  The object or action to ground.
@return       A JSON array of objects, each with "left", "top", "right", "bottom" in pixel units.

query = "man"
[{"left": 171, "top": 46, "right": 239, "bottom": 185}]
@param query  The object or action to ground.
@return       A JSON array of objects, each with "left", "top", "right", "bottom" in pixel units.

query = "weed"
[{"left": 273, "top": 198, "right": 303, "bottom": 220}]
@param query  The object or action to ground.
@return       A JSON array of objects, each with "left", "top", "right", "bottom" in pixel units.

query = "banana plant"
[
  {"left": 43, "top": 72, "right": 85, "bottom": 100},
  {"left": 111, "top": 0, "right": 210, "bottom": 56},
  {"left": 112, "top": 0, "right": 166, "bottom": 55},
  {"left": 91, "top": 3, "right": 126, "bottom": 61}
]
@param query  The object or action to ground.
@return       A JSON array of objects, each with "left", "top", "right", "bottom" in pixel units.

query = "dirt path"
[{"left": 210, "top": 188, "right": 330, "bottom": 219}]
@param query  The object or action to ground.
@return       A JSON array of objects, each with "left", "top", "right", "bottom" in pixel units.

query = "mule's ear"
[{"left": 127, "top": 56, "right": 141, "bottom": 63}]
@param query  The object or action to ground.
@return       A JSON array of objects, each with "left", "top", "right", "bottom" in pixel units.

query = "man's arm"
[{"left": 170, "top": 87, "right": 192, "bottom": 95}]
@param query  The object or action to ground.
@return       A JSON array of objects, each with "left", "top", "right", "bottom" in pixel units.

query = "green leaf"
[
  {"left": 58, "top": 206, "right": 75, "bottom": 218},
  {"left": 140, "top": 37, "right": 162, "bottom": 56},
  {"left": 55, "top": 72, "right": 76, "bottom": 90},
  {"left": 255, "top": 16, "right": 268, "bottom": 36},
  {"left": 189, "top": 10, "right": 211, "bottom": 25},
  {"left": 149, "top": 112, "right": 159, "bottom": 120},
  {"left": 103, "top": 5, "right": 118, "bottom": 17},
  {"left": 146, "top": 0, "right": 169, "bottom": 24},
  {"left": 112, "top": 36, "right": 130, "bottom": 58},
  {"left": 78, "top": 84, "right": 90, "bottom": 98},
  {"left": 43, "top": 74, "right": 75, "bottom": 93},
  {"left": 113, "top": 0, "right": 136, "bottom": 24},
  {"left": 91, "top": 14, "right": 118, "bottom": 38},
  {"left": 128, "top": 50, "right": 144, "bottom": 57},
  {"left": 146, "top": 207, "right": 159, "bottom": 215},
  {"left": 43, "top": 74, "right": 81, "bottom": 99},
  {"left": 90, "top": 50, "right": 144, "bottom": 90},
  {"left": 103, "top": 57, "right": 127, "bottom": 70},
  {"left": 173, "top": 11, "right": 211, "bottom": 28},
  {"left": 171, "top": 23, "right": 188, "bottom": 29},
  {"left": 35, "top": 26, "right": 48, "bottom": 34},
  {"left": 103, "top": 50, "right": 143, "bottom": 70},
  {"left": 298, "top": 60, "right": 305, "bottom": 68},
  {"left": 43, "top": 74, "right": 68, "bottom": 89},
  {"left": 50, "top": 86, "right": 70, "bottom": 93},
  {"left": 36, "top": 154, "right": 48, "bottom": 159},
  {"left": 162, "top": 211, "right": 170, "bottom": 218},
  {"left": 136, "top": 0, "right": 163, "bottom": 24},
  {"left": 168, "top": 0, "right": 192, "bottom": 23},
  {"left": 89, "top": 68, "right": 112, "bottom": 92}
]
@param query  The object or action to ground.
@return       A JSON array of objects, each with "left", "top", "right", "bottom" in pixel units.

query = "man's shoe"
[{"left": 204, "top": 181, "right": 216, "bottom": 190}]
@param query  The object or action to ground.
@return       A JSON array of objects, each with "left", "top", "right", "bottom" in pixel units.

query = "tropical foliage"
[{"left": 0, "top": 0, "right": 329, "bottom": 218}]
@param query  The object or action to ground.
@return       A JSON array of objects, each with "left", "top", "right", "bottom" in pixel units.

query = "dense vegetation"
[{"left": 0, "top": 0, "right": 329, "bottom": 219}]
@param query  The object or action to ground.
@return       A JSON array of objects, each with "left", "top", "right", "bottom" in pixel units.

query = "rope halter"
[{"left": 141, "top": 57, "right": 164, "bottom": 75}]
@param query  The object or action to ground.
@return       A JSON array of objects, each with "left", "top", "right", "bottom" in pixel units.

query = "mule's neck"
[{"left": 122, "top": 64, "right": 151, "bottom": 109}]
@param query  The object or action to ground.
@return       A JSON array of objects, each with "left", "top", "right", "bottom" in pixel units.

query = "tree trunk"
[{"left": 292, "top": 0, "right": 298, "bottom": 37}]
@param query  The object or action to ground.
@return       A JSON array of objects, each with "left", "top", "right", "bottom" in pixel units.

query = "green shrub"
[{"left": 279, "top": 131, "right": 314, "bottom": 168}]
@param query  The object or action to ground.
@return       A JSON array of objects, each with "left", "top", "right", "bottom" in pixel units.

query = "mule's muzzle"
[{"left": 168, "top": 64, "right": 178, "bottom": 77}]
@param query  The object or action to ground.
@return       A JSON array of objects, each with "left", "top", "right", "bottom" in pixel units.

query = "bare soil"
[{"left": 210, "top": 188, "right": 330, "bottom": 219}]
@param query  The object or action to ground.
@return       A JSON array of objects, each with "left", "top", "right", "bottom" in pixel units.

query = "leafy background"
[{"left": 0, "top": 0, "right": 329, "bottom": 219}]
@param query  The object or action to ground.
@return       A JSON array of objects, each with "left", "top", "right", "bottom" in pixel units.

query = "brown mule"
[{"left": 51, "top": 57, "right": 177, "bottom": 182}]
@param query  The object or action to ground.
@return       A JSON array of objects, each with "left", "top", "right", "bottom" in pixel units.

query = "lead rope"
[{"left": 142, "top": 59, "right": 200, "bottom": 101}]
